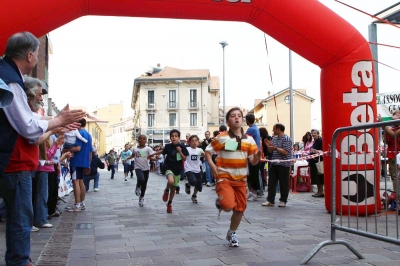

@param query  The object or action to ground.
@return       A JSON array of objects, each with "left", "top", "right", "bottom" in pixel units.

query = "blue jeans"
[
  {"left": 0, "top": 171, "right": 33, "bottom": 266},
  {"left": 33, "top": 171, "right": 49, "bottom": 226},
  {"left": 84, "top": 172, "right": 99, "bottom": 191},
  {"left": 204, "top": 161, "right": 212, "bottom": 183}
]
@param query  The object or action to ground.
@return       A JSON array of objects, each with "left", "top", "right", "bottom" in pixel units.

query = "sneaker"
[
  {"left": 215, "top": 197, "right": 222, "bottom": 218},
  {"left": 94, "top": 188, "right": 99, "bottom": 192},
  {"left": 135, "top": 187, "right": 141, "bottom": 197},
  {"left": 167, "top": 204, "right": 172, "bottom": 213},
  {"left": 261, "top": 201, "right": 274, "bottom": 206},
  {"left": 162, "top": 190, "right": 169, "bottom": 202},
  {"left": 175, "top": 189, "right": 180, "bottom": 194},
  {"left": 49, "top": 210, "right": 61, "bottom": 217},
  {"left": 31, "top": 226, "right": 39, "bottom": 232},
  {"left": 38, "top": 223, "right": 52, "bottom": 228},
  {"left": 191, "top": 195, "right": 198, "bottom": 203},
  {"left": 67, "top": 205, "right": 81, "bottom": 212},
  {"left": 185, "top": 183, "right": 191, "bottom": 195},
  {"left": 247, "top": 191, "right": 252, "bottom": 200},
  {"left": 252, "top": 193, "right": 258, "bottom": 201},
  {"left": 226, "top": 231, "right": 239, "bottom": 247},
  {"left": 130, "top": 174, "right": 134, "bottom": 178},
  {"left": 139, "top": 197, "right": 144, "bottom": 207},
  {"left": 124, "top": 177, "right": 127, "bottom": 181},
  {"left": 80, "top": 202, "right": 86, "bottom": 210},
  {"left": 278, "top": 201, "right": 286, "bottom": 207},
  {"left": 206, "top": 182, "right": 212, "bottom": 187}
]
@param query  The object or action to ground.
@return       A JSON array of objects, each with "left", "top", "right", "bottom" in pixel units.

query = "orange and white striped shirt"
[{"left": 206, "top": 131, "right": 258, "bottom": 181}]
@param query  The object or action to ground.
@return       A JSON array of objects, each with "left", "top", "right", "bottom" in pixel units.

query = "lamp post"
[
  {"left": 175, "top": 80, "right": 182, "bottom": 131},
  {"left": 161, "top": 94, "right": 166, "bottom": 146},
  {"left": 219, "top": 41, "right": 228, "bottom": 126}
]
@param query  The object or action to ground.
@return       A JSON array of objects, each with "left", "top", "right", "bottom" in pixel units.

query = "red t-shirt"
[{"left": 5, "top": 135, "right": 39, "bottom": 173}]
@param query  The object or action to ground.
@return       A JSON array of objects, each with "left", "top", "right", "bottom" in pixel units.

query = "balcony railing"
[
  {"left": 146, "top": 102, "right": 156, "bottom": 110},
  {"left": 188, "top": 101, "right": 199, "bottom": 109},
  {"left": 168, "top": 101, "right": 177, "bottom": 110}
]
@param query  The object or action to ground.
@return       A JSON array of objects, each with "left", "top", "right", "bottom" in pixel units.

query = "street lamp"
[
  {"left": 219, "top": 41, "right": 228, "bottom": 126},
  {"left": 161, "top": 94, "right": 166, "bottom": 146},
  {"left": 175, "top": 80, "right": 182, "bottom": 131}
]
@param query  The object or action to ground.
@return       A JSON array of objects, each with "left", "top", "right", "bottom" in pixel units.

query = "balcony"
[
  {"left": 188, "top": 101, "right": 199, "bottom": 110},
  {"left": 145, "top": 102, "right": 156, "bottom": 111},
  {"left": 167, "top": 101, "right": 178, "bottom": 111}
]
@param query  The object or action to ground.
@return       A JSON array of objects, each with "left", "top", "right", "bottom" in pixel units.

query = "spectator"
[
  {"left": 309, "top": 129, "right": 324, "bottom": 198},
  {"left": 201, "top": 131, "right": 213, "bottom": 186},
  {"left": 300, "top": 132, "right": 313, "bottom": 154},
  {"left": 0, "top": 31, "right": 85, "bottom": 266},
  {"left": 262, "top": 123, "right": 292, "bottom": 207},
  {"left": 64, "top": 118, "right": 93, "bottom": 212},
  {"left": 245, "top": 113, "right": 261, "bottom": 201},
  {"left": 120, "top": 144, "right": 132, "bottom": 181},
  {"left": 259, "top": 127, "right": 272, "bottom": 192},
  {"left": 83, "top": 147, "right": 105, "bottom": 192},
  {"left": 106, "top": 150, "right": 116, "bottom": 179}
]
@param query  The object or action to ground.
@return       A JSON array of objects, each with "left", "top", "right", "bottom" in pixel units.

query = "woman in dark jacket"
[{"left": 309, "top": 129, "right": 324, "bottom": 197}]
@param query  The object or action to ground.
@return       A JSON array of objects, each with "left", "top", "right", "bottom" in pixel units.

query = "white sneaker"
[
  {"left": 67, "top": 205, "right": 81, "bottom": 212},
  {"left": 252, "top": 193, "right": 258, "bottom": 201},
  {"left": 94, "top": 188, "right": 99, "bottom": 192},
  {"left": 124, "top": 177, "right": 127, "bottom": 181},
  {"left": 278, "top": 201, "right": 286, "bottom": 207},
  {"left": 135, "top": 187, "right": 141, "bottom": 197},
  {"left": 31, "top": 226, "right": 39, "bottom": 232},
  {"left": 261, "top": 201, "right": 274, "bottom": 206},
  {"left": 247, "top": 191, "right": 252, "bottom": 200},
  {"left": 139, "top": 197, "right": 144, "bottom": 207},
  {"left": 39, "top": 223, "right": 53, "bottom": 228},
  {"left": 226, "top": 231, "right": 239, "bottom": 247},
  {"left": 206, "top": 182, "right": 212, "bottom": 187}
]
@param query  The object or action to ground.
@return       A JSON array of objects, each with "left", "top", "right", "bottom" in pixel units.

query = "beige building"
[
  {"left": 249, "top": 88, "right": 314, "bottom": 143},
  {"left": 91, "top": 104, "right": 124, "bottom": 155},
  {"left": 131, "top": 65, "right": 220, "bottom": 145},
  {"left": 106, "top": 117, "right": 134, "bottom": 153}
]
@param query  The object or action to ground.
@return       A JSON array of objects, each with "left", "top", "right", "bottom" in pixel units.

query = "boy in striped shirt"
[{"left": 205, "top": 107, "right": 261, "bottom": 247}]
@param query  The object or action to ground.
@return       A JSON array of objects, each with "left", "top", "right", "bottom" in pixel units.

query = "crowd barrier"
[{"left": 301, "top": 119, "right": 400, "bottom": 264}]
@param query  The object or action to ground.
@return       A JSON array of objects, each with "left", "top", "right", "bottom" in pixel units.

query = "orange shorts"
[{"left": 216, "top": 180, "right": 247, "bottom": 213}]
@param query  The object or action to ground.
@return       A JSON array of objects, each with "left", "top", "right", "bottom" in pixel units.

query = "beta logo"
[{"left": 212, "top": 0, "right": 252, "bottom": 3}]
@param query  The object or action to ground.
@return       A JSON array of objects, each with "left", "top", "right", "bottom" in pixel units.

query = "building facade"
[
  {"left": 131, "top": 66, "right": 220, "bottom": 146},
  {"left": 250, "top": 88, "right": 314, "bottom": 143}
]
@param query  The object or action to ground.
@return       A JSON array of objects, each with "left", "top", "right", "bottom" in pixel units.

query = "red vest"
[{"left": 5, "top": 135, "right": 39, "bottom": 173}]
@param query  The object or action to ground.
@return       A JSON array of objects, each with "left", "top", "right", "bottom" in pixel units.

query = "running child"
[
  {"left": 153, "top": 129, "right": 189, "bottom": 213},
  {"left": 124, "top": 135, "right": 154, "bottom": 207},
  {"left": 205, "top": 107, "right": 261, "bottom": 247},
  {"left": 184, "top": 135, "right": 205, "bottom": 203}
]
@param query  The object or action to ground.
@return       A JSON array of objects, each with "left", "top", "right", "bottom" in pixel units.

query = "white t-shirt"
[
  {"left": 132, "top": 146, "right": 154, "bottom": 171},
  {"left": 184, "top": 147, "right": 204, "bottom": 173}
]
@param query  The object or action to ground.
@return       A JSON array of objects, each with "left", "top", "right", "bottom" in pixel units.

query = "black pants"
[
  {"left": 135, "top": 169, "right": 149, "bottom": 197},
  {"left": 247, "top": 160, "right": 260, "bottom": 191},
  {"left": 267, "top": 164, "right": 290, "bottom": 204},
  {"left": 47, "top": 166, "right": 58, "bottom": 215},
  {"left": 186, "top": 171, "right": 203, "bottom": 192}
]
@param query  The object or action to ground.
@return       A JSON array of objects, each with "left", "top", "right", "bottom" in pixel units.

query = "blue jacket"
[{"left": 0, "top": 57, "right": 25, "bottom": 175}]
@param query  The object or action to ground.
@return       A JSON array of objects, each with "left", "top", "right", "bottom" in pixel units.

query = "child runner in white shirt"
[
  {"left": 184, "top": 135, "right": 205, "bottom": 203},
  {"left": 125, "top": 135, "right": 154, "bottom": 207}
]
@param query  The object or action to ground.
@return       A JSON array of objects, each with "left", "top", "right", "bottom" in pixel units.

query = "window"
[
  {"left": 190, "top": 113, "right": 197, "bottom": 126},
  {"left": 148, "top": 90, "right": 155, "bottom": 108},
  {"left": 169, "top": 90, "right": 176, "bottom": 108},
  {"left": 148, "top": 113, "right": 155, "bottom": 127},
  {"left": 190, "top": 89, "right": 197, "bottom": 108},
  {"left": 169, "top": 113, "right": 176, "bottom": 127}
]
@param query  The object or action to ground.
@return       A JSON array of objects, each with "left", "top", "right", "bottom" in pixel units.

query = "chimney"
[
  {"left": 268, "top": 91, "right": 271, "bottom": 96},
  {"left": 157, "top": 63, "right": 160, "bottom": 67}
]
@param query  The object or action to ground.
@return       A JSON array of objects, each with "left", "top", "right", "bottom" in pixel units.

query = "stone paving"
[{"left": 1, "top": 169, "right": 400, "bottom": 266}]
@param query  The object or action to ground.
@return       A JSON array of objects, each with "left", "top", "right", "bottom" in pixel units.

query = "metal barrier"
[{"left": 301, "top": 119, "right": 400, "bottom": 264}]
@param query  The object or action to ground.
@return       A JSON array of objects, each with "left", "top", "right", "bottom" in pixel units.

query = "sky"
[{"left": 47, "top": 0, "right": 400, "bottom": 129}]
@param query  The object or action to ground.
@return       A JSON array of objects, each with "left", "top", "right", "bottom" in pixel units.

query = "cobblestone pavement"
[{"left": 0, "top": 169, "right": 399, "bottom": 266}]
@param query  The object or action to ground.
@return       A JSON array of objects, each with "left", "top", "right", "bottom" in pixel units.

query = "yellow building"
[
  {"left": 249, "top": 88, "right": 314, "bottom": 143},
  {"left": 131, "top": 65, "right": 220, "bottom": 146},
  {"left": 91, "top": 104, "right": 124, "bottom": 155}
]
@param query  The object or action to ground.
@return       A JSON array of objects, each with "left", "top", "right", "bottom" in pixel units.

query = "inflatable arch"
[{"left": 0, "top": 0, "right": 379, "bottom": 214}]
